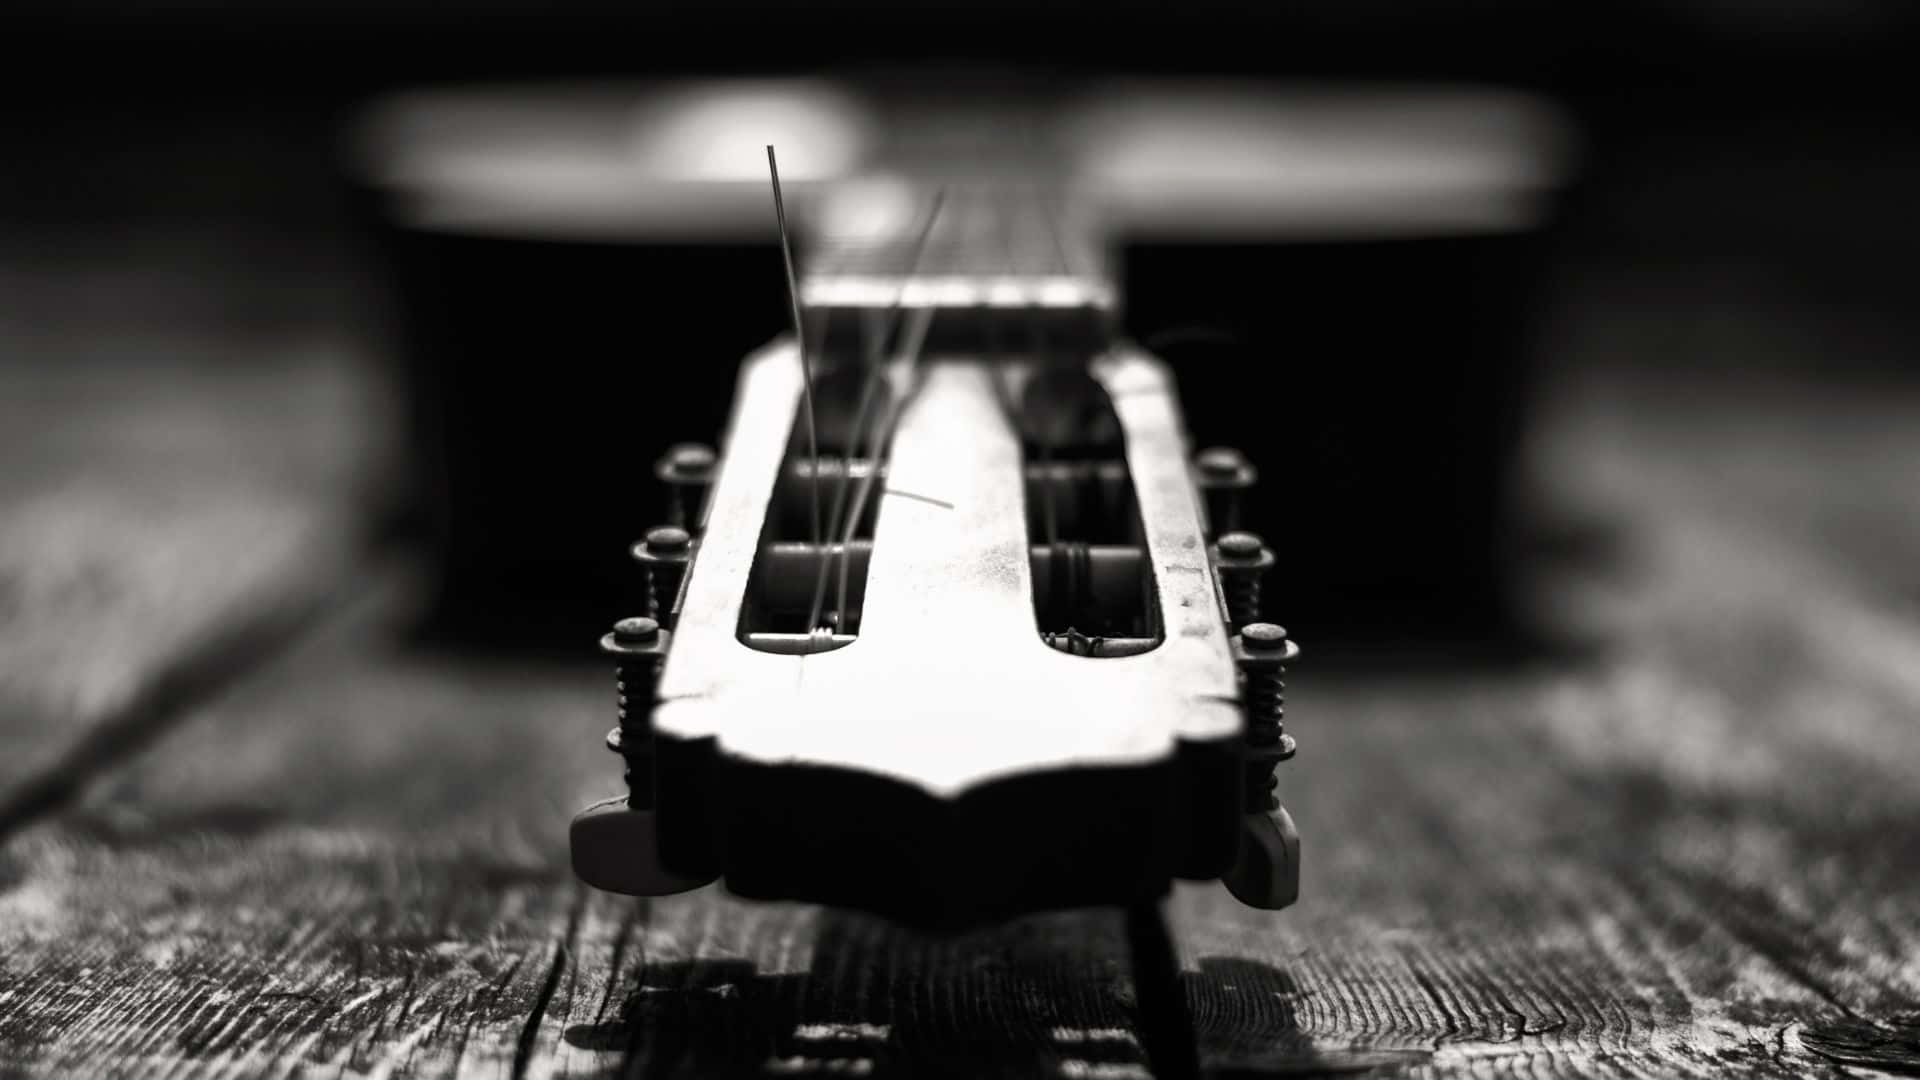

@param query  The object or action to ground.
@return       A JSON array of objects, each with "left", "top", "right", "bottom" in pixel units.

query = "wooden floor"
[{"left": 3, "top": 281, "right": 1919, "bottom": 1077}]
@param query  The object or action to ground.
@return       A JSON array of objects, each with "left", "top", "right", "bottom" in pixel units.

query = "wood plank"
[
  {"left": 0, "top": 325, "right": 385, "bottom": 808},
  {"left": 2, "top": 370, "right": 1918, "bottom": 1076}
]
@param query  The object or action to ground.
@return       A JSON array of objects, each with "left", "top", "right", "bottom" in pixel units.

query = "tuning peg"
[
  {"left": 602, "top": 617, "right": 670, "bottom": 803},
  {"left": 570, "top": 796, "right": 714, "bottom": 896},
  {"left": 572, "top": 617, "right": 718, "bottom": 896},
  {"left": 1221, "top": 804, "right": 1300, "bottom": 910},
  {"left": 1233, "top": 624, "right": 1298, "bottom": 781},
  {"left": 1213, "top": 531, "right": 1276, "bottom": 630},
  {"left": 1193, "top": 445, "right": 1257, "bottom": 537},
  {"left": 655, "top": 442, "right": 718, "bottom": 533},
  {"left": 632, "top": 526, "right": 694, "bottom": 628}
]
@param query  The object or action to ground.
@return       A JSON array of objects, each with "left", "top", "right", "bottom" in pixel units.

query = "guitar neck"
[{"left": 799, "top": 185, "right": 1115, "bottom": 355}]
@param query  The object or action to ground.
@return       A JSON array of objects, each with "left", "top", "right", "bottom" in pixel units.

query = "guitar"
[
  {"left": 567, "top": 176, "right": 1301, "bottom": 941},
  {"left": 343, "top": 74, "right": 1568, "bottom": 1074}
]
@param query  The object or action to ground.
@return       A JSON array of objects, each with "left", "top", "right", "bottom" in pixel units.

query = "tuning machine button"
[
  {"left": 571, "top": 796, "right": 713, "bottom": 897},
  {"left": 1221, "top": 804, "right": 1300, "bottom": 910}
]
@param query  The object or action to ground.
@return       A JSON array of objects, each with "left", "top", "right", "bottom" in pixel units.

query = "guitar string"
[
  {"left": 1029, "top": 181, "right": 1094, "bottom": 650},
  {"left": 837, "top": 184, "right": 1035, "bottom": 630},
  {"left": 1030, "top": 189, "right": 1063, "bottom": 549},
  {"left": 801, "top": 190, "right": 949, "bottom": 636},
  {"left": 766, "top": 145, "right": 822, "bottom": 552},
  {"left": 982, "top": 184, "right": 1041, "bottom": 580},
  {"left": 826, "top": 301, "right": 938, "bottom": 642},
  {"left": 978, "top": 185, "right": 1065, "bottom": 563},
  {"left": 809, "top": 192, "right": 948, "bottom": 630},
  {"left": 977, "top": 184, "right": 1073, "bottom": 647},
  {"left": 798, "top": 182, "right": 1064, "bottom": 643}
]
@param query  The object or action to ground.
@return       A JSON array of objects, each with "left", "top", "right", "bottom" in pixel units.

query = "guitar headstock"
[{"left": 571, "top": 183, "right": 1299, "bottom": 930}]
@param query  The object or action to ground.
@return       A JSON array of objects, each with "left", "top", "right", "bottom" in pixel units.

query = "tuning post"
[
  {"left": 1213, "top": 530, "right": 1276, "bottom": 630},
  {"left": 1234, "top": 622, "right": 1298, "bottom": 808},
  {"left": 1223, "top": 621, "right": 1301, "bottom": 910},
  {"left": 1193, "top": 445, "right": 1257, "bottom": 538},
  {"left": 655, "top": 442, "right": 718, "bottom": 533},
  {"left": 571, "top": 614, "right": 713, "bottom": 897},
  {"left": 633, "top": 525, "right": 694, "bottom": 628},
  {"left": 602, "top": 616, "right": 669, "bottom": 804}
]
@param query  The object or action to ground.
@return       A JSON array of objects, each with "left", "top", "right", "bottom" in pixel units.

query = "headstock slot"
[
  {"left": 734, "top": 367, "right": 894, "bottom": 651},
  {"left": 1017, "top": 367, "right": 1162, "bottom": 656},
  {"left": 771, "top": 459, "right": 883, "bottom": 542},
  {"left": 743, "top": 539, "right": 1154, "bottom": 636},
  {"left": 782, "top": 366, "right": 893, "bottom": 456}
]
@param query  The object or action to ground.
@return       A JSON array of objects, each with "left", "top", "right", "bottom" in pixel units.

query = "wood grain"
[
  {"left": 3, "top": 357, "right": 1919, "bottom": 1076},
  {"left": 0, "top": 310, "right": 387, "bottom": 815}
]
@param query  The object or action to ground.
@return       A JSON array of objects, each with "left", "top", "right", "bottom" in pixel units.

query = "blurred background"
[
  {"left": 3, "top": 8, "right": 1920, "bottom": 1072},
  {"left": 2, "top": 0, "right": 1916, "bottom": 677}
]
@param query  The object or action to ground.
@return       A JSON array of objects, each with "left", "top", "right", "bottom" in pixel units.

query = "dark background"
[
  {"left": 3, "top": 1, "right": 1916, "bottom": 650},
  {"left": 4, "top": 7, "right": 1920, "bottom": 1075}
]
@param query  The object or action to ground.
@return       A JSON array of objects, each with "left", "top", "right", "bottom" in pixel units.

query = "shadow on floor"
[{"left": 566, "top": 909, "right": 1430, "bottom": 1078}]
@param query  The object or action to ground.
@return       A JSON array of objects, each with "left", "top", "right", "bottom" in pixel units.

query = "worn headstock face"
[{"left": 571, "top": 183, "right": 1299, "bottom": 931}]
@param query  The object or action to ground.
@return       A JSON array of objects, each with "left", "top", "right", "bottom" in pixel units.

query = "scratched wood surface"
[
  {"left": 4, "top": 292, "right": 1920, "bottom": 1077},
  {"left": 0, "top": 253, "right": 390, "bottom": 817}
]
